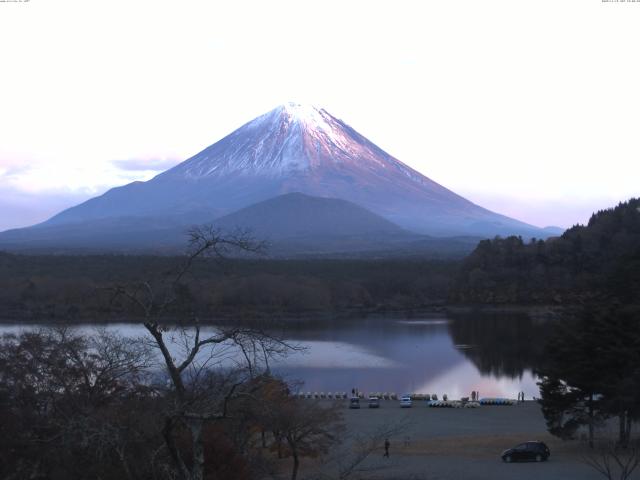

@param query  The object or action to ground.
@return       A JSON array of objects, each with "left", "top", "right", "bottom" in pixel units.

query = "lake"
[{"left": 0, "top": 312, "right": 546, "bottom": 400}]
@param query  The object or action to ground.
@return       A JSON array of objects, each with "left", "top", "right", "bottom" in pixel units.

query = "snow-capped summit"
[
  {"left": 37, "top": 104, "right": 549, "bottom": 238},
  {"left": 276, "top": 102, "right": 340, "bottom": 135},
  {"left": 163, "top": 102, "right": 430, "bottom": 186},
  {"left": 280, "top": 102, "right": 326, "bottom": 121},
  {"left": 165, "top": 102, "right": 373, "bottom": 179}
]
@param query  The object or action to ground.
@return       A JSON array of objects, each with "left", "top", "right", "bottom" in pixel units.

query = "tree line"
[
  {"left": 450, "top": 198, "right": 640, "bottom": 305},
  {"left": 0, "top": 253, "right": 457, "bottom": 323}
]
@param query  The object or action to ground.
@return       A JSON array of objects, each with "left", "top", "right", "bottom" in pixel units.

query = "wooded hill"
[
  {"left": 450, "top": 198, "right": 640, "bottom": 305},
  {"left": 0, "top": 254, "right": 456, "bottom": 323},
  {"left": 2, "top": 198, "right": 638, "bottom": 322}
]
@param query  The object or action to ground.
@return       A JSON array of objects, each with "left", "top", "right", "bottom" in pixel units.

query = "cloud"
[
  {"left": 111, "top": 158, "right": 181, "bottom": 172},
  {"left": 1, "top": 165, "right": 33, "bottom": 178}
]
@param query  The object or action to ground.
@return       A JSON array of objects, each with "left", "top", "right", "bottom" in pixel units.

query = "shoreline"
[{"left": 0, "top": 303, "right": 566, "bottom": 325}]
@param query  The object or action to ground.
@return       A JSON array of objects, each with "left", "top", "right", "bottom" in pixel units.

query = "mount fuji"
[{"left": 0, "top": 103, "right": 559, "bottom": 253}]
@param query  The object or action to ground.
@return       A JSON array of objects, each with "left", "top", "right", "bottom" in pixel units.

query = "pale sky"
[{"left": 1, "top": 0, "right": 639, "bottom": 231}]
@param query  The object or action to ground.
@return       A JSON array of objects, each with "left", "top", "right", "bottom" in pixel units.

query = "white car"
[{"left": 400, "top": 395, "right": 412, "bottom": 408}]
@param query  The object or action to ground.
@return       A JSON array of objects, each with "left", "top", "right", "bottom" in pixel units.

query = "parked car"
[
  {"left": 501, "top": 441, "right": 550, "bottom": 463},
  {"left": 400, "top": 395, "right": 412, "bottom": 408},
  {"left": 349, "top": 397, "right": 361, "bottom": 409},
  {"left": 368, "top": 396, "right": 380, "bottom": 408}
]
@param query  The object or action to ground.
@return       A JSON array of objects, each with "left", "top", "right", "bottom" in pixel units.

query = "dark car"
[
  {"left": 368, "top": 396, "right": 380, "bottom": 408},
  {"left": 501, "top": 441, "right": 550, "bottom": 463},
  {"left": 349, "top": 397, "right": 361, "bottom": 409}
]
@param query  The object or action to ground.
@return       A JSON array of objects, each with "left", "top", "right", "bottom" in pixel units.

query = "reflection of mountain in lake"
[
  {"left": 447, "top": 313, "right": 549, "bottom": 378},
  {"left": 269, "top": 316, "right": 540, "bottom": 397},
  {"left": 0, "top": 316, "right": 543, "bottom": 397}
]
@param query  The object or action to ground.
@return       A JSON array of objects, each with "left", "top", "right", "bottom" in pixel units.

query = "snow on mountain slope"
[
  {"left": 163, "top": 102, "right": 447, "bottom": 189},
  {"left": 36, "top": 102, "right": 547, "bottom": 238}
]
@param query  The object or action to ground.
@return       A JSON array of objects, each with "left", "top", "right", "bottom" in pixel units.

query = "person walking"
[{"left": 384, "top": 438, "right": 390, "bottom": 457}]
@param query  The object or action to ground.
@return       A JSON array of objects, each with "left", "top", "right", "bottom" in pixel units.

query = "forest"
[
  {"left": 0, "top": 253, "right": 457, "bottom": 323},
  {"left": 451, "top": 198, "right": 640, "bottom": 307},
  {"left": 2, "top": 199, "right": 639, "bottom": 324}
]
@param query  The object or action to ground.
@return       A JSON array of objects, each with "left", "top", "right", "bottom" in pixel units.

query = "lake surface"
[{"left": 0, "top": 313, "right": 546, "bottom": 399}]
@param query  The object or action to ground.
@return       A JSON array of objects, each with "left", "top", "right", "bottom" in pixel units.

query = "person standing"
[{"left": 384, "top": 438, "right": 390, "bottom": 457}]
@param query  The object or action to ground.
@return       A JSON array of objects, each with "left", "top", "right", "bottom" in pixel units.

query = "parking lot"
[{"left": 313, "top": 400, "right": 606, "bottom": 480}]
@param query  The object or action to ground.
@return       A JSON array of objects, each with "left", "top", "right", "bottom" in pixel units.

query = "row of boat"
[{"left": 293, "top": 392, "right": 517, "bottom": 405}]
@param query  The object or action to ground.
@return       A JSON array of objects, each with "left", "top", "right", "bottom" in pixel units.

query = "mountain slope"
[
  {"left": 37, "top": 103, "right": 550, "bottom": 238},
  {"left": 213, "top": 192, "right": 407, "bottom": 240},
  {"left": 0, "top": 193, "right": 480, "bottom": 257}
]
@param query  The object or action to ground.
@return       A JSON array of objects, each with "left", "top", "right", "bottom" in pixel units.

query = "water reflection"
[
  {"left": 0, "top": 314, "right": 546, "bottom": 399},
  {"left": 447, "top": 313, "right": 548, "bottom": 378},
  {"left": 268, "top": 315, "right": 544, "bottom": 398}
]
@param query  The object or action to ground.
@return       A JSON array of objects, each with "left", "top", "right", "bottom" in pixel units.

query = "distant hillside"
[
  {"left": 450, "top": 198, "right": 640, "bottom": 304},
  {"left": 213, "top": 192, "right": 407, "bottom": 239},
  {"left": 0, "top": 253, "right": 458, "bottom": 322},
  {"left": 0, "top": 193, "right": 480, "bottom": 258},
  {"left": 0, "top": 216, "right": 189, "bottom": 254}
]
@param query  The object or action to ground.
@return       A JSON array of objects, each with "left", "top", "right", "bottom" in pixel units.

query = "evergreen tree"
[
  {"left": 537, "top": 304, "right": 640, "bottom": 447},
  {"left": 536, "top": 310, "right": 607, "bottom": 447}
]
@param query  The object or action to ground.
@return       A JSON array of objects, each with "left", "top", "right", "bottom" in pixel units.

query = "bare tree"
[
  {"left": 583, "top": 441, "right": 640, "bottom": 480},
  {"left": 0, "top": 328, "right": 158, "bottom": 480},
  {"left": 309, "top": 420, "right": 409, "bottom": 480},
  {"left": 271, "top": 399, "right": 343, "bottom": 480},
  {"left": 109, "top": 226, "right": 296, "bottom": 480}
]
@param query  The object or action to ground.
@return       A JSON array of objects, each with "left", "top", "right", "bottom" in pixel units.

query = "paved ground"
[{"left": 292, "top": 400, "right": 607, "bottom": 480}]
